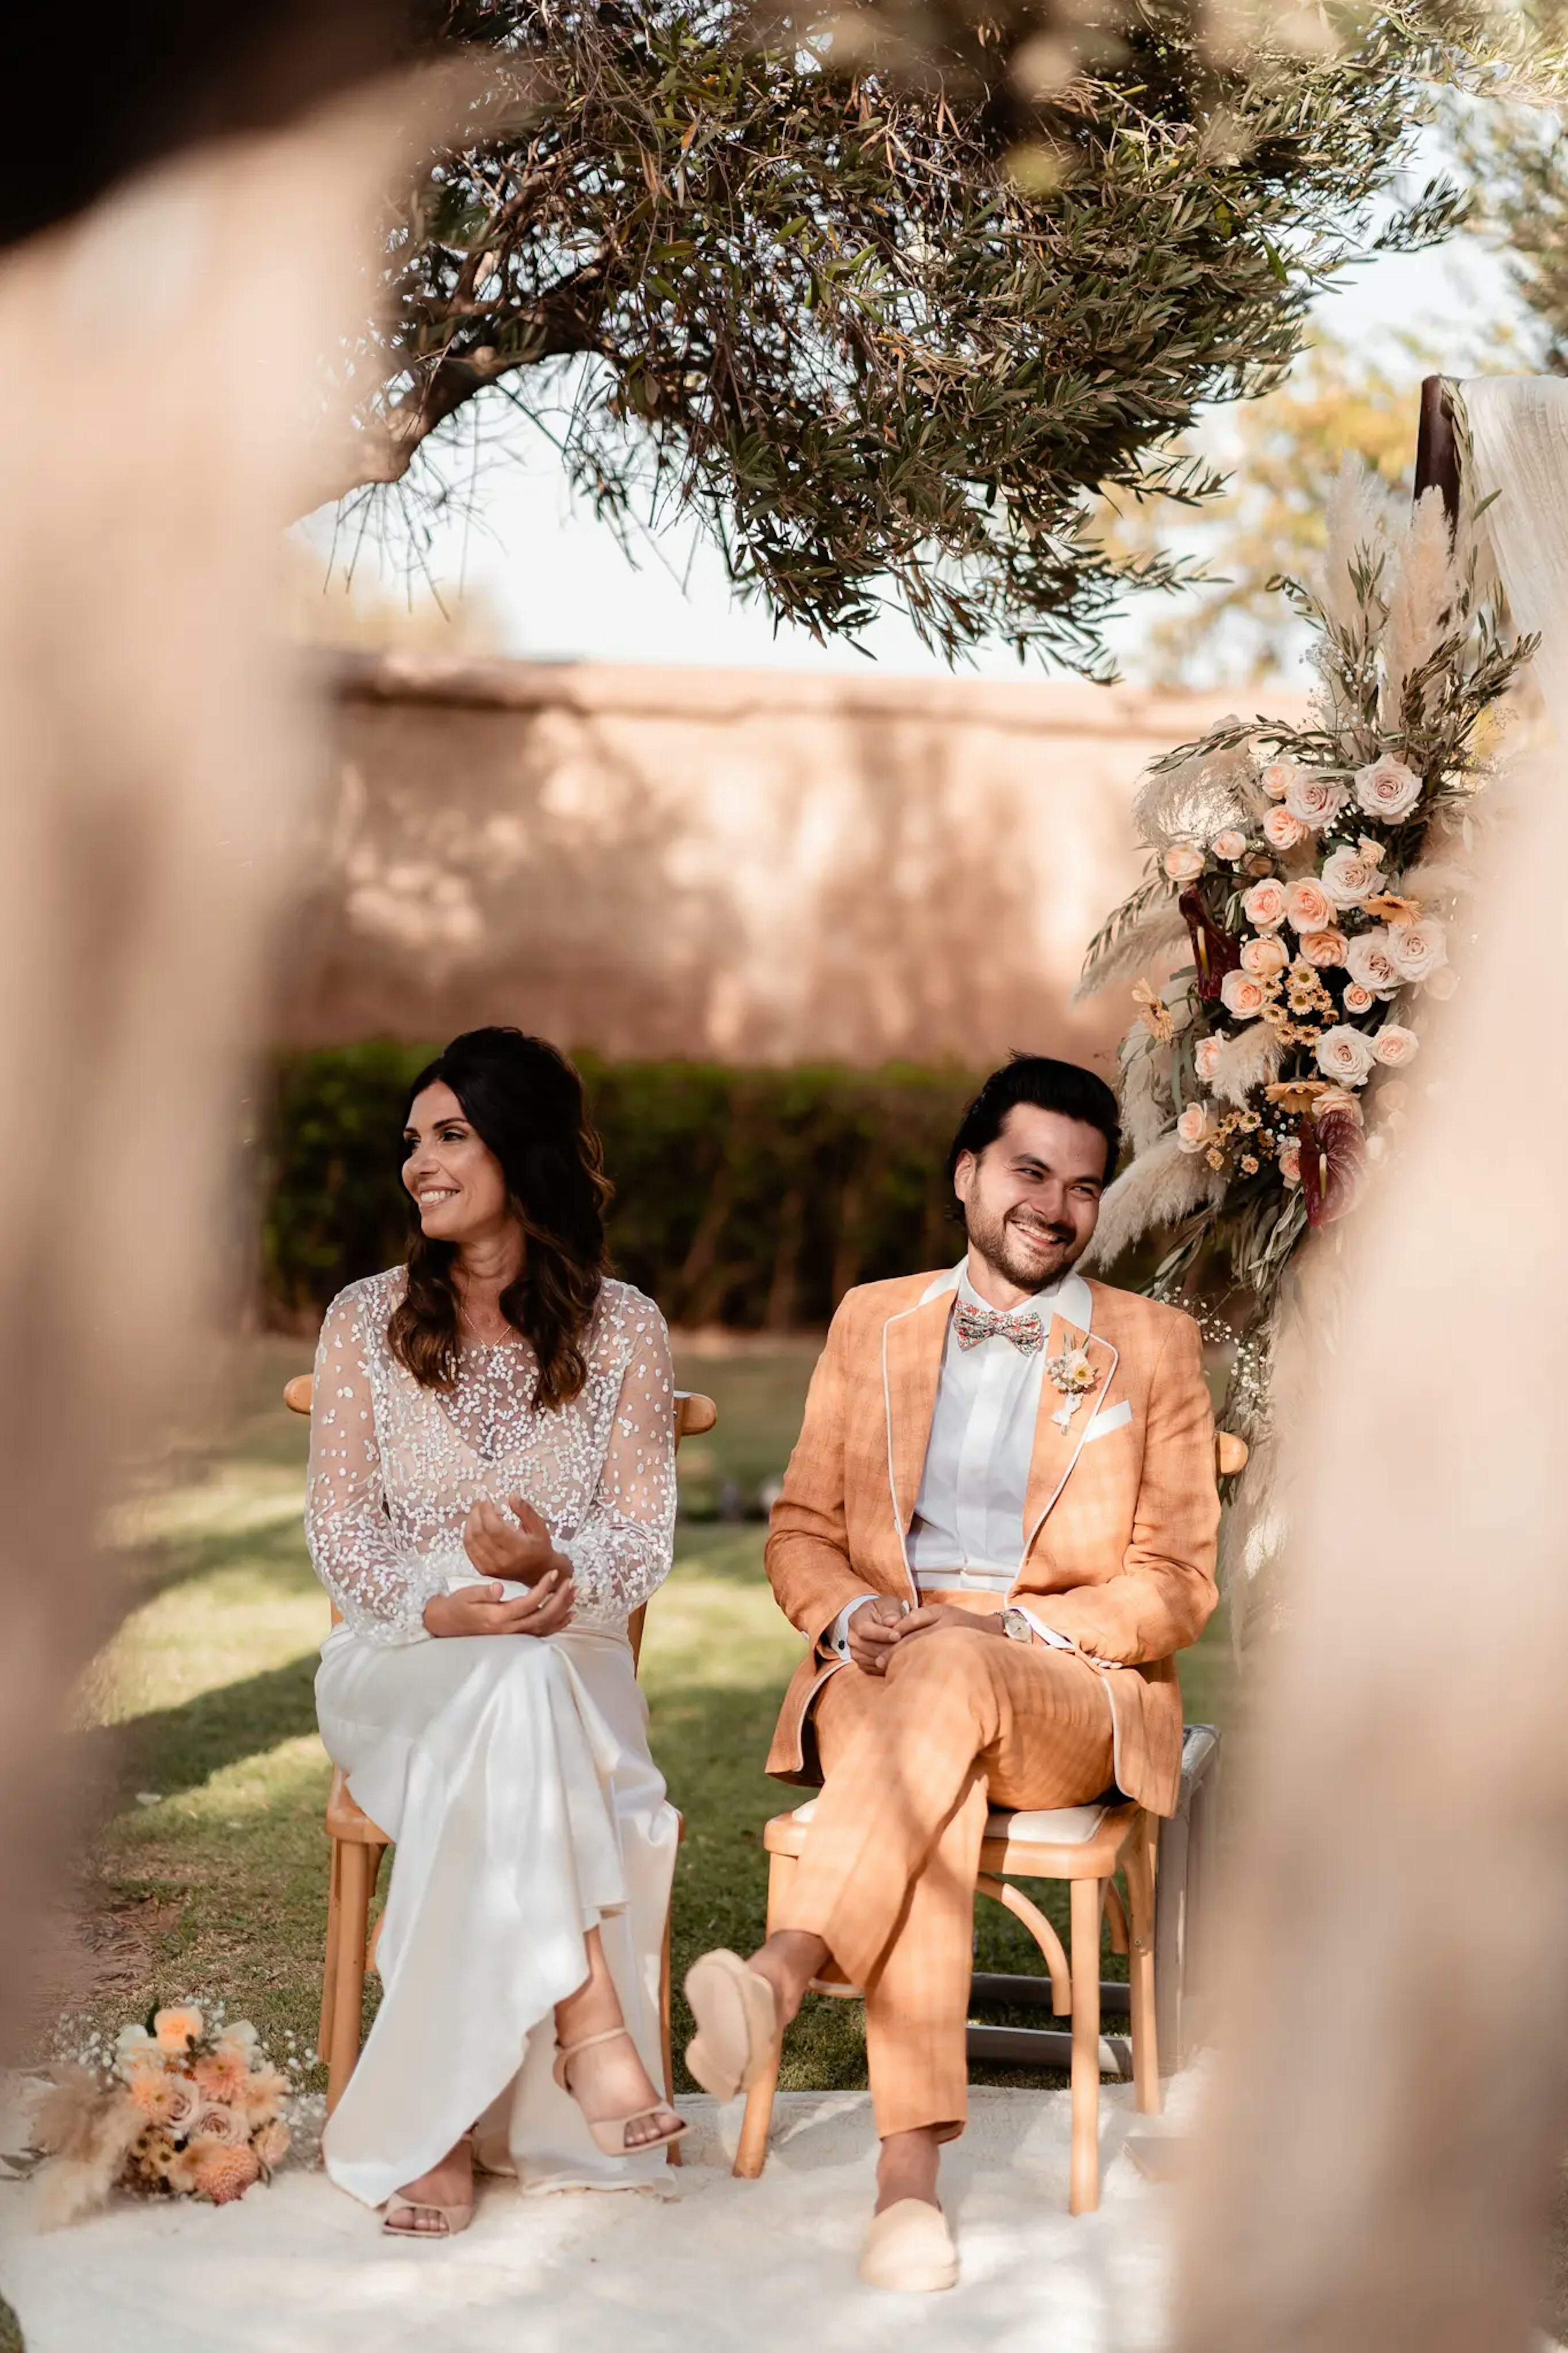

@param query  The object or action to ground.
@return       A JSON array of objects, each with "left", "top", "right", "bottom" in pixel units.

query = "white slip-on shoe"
[{"left": 858, "top": 2199, "right": 959, "bottom": 2293}]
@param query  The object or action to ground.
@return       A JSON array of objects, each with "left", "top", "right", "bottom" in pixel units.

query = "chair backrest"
[{"left": 285, "top": 1372, "right": 718, "bottom": 1671}]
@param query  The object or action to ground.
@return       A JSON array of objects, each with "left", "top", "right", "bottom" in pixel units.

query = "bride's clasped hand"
[{"left": 420, "top": 1497, "right": 577, "bottom": 1640}]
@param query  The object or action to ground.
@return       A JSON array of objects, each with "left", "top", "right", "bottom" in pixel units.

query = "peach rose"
[
  {"left": 1284, "top": 877, "right": 1332, "bottom": 933},
  {"left": 1278, "top": 1138, "right": 1302, "bottom": 1184},
  {"left": 1313, "top": 1086, "right": 1365, "bottom": 1126},
  {"left": 190, "top": 2101, "right": 248, "bottom": 2147},
  {"left": 1373, "top": 1023, "right": 1420, "bottom": 1066},
  {"left": 153, "top": 2006, "right": 204, "bottom": 2054},
  {"left": 1259, "top": 758, "right": 1299, "bottom": 800},
  {"left": 1194, "top": 1037, "right": 1223, "bottom": 1082},
  {"left": 1314, "top": 1026, "right": 1377, "bottom": 1087},
  {"left": 1241, "top": 932, "right": 1289, "bottom": 979},
  {"left": 1344, "top": 929, "right": 1402, "bottom": 995},
  {"left": 1387, "top": 916, "right": 1447, "bottom": 984},
  {"left": 1299, "top": 928, "right": 1348, "bottom": 968},
  {"left": 1284, "top": 769, "right": 1349, "bottom": 829},
  {"left": 1176, "top": 1104, "right": 1210, "bottom": 1153},
  {"left": 1342, "top": 982, "right": 1376, "bottom": 1015},
  {"left": 1241, "top": 877, "right": 1287, "bottom": 931},
  {"left": 163, "top": 2075, "right": 200, "bottom": 2133},
  {"left": 1210, "top": 827, "right": 1248, "bottom": 861},
  {"left": 1353, "top": 754, "right": 1423, "bottom": 821},
  {"left": 1262, "top": 805, "right": 1306, "bottom": 851},
  {"left": 191, "top": 2142, "right": 262, "bottom": 2206},
  {"left": 1320, "top": 844, "right": 1385, "bottom": 909},
  {"left": 1163, "top": 843, "right": 1205, "bottom": 882},
  {"left": 1219, "top": 968, "right": 1267, "bottom": 1021}
]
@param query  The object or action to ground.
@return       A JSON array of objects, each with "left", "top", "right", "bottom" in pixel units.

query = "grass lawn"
[{"left": 73, "top": 1333, "right": 1236, "bottom": 2101}]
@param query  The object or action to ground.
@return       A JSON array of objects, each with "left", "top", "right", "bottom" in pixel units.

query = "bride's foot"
[
  {"left": 554, "top": 2026, "right": 686, "bottom": 2153},
  {"left": 383, "top": 2134, "right": 475, "bottom": 2237}
]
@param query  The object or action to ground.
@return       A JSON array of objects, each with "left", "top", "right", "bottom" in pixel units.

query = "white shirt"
[{"left": 825, "top": 1260, "right": 1081, "bottom": 1658}]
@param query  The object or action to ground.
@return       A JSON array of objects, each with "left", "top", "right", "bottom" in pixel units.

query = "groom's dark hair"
[{"left": 945, "top": 1055, "right": 1121, "bottom": 1194}]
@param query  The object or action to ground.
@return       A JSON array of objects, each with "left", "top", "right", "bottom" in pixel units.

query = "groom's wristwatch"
[{"left": 1000, "top": 1607, "right": 1035, "bottom": 1645}]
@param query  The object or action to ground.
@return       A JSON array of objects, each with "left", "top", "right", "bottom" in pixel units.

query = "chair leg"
[
  {"left": 1125, "top": 1818, "right": 1161, "bottom": 2117},
  {"left": 326, "top": 1840, "right": 372, "bottom": 2118},
  {"left": 733, "top": 1850, "right": 791, "bottom": 2180},
  {"left": 660, "top": 1893, "right": 682, "bottom": 2167},
  {"left": 1069, "top": 1877, "right": 1103, "bottom": 2216},
  {"left": 318, "top": 1837, "right": 342, "bottom": 2076}
]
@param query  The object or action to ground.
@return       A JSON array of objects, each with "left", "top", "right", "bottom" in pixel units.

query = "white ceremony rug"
[{"left": 0, "top": 2082, "right": 1186, "bottom": 2353}]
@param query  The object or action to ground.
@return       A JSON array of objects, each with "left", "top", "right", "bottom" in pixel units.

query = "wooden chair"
[
  {"left": 733, "top": 1424, "right": 1246, "bottom": 2217},
  {"left": 285, "top": 1369, "right": 717, "bottom": 2135}
]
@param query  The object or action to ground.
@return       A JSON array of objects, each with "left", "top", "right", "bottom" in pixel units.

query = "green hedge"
[{"left": 261, "top": 1046, "right": 981, "bottom": 1330}]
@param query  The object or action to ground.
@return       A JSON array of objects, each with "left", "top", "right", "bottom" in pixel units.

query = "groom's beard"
[{"left": 964, "top": 1198, "right": 1085, "bottom": 1293}]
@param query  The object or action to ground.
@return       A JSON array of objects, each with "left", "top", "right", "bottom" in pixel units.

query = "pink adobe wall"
[{"left": 281, "top": 654, "right": 1307, "bottom": 1075}]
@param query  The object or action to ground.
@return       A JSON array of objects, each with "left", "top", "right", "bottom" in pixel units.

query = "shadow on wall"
[{"left": 279, "top": 659, "right": 1270, "bottom": 1066}]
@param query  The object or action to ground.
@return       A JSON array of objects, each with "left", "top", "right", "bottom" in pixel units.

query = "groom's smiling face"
[{"left": 952, "top": 1104, "right": 1109, "bottom": 1295}]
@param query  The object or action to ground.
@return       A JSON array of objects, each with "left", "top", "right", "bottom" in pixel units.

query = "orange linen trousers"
[{"left": 772, "top": 1619, "right": 1114, "bottom": 2141}]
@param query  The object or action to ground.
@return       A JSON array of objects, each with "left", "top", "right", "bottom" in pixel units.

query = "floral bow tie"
[{"left": 953, "top": 1300, "right": 1046, "bottom": 1354}]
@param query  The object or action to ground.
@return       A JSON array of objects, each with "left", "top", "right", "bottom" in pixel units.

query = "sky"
[{"left": 298, "top": 144, "right": 1541, "bottom": 687}]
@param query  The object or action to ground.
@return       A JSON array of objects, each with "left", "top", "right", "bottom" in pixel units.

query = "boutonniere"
[{"left": 1044, "top": 1337, "right": 1100, "bottom": 1433}]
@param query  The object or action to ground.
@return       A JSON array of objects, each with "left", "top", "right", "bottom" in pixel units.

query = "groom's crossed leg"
[{"left": 772, "top": 1624, "right": 1115, "bottom": 2139}]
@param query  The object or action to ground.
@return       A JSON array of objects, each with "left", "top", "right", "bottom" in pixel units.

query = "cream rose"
[
  {"left": 1241, "top": 932, "right": 1288, "bottom": 979},
  {"left": 1163, "top": 843, "right": 1205, "bottom": 883},
  {"left": 1278, "top": 1138, "right": 1302, "bottom": 1184},
  {"left": 1194, "top": 1037, "right": 1223, "bottom": 1082},
  {"left": 1320, "top": 845, "right": 1384, "bottom": 909},
  {"left": 1219, "top": 968, "right": 1267, "bottom": 1021},
  {"left": 1353, "top": 754, "right": 1423, "bottom": 821},
  {"left": 1344, "top": 929, "right": 1402, "bottom": 995},
  {"left": 1241, "top": 877, "right": 1287, "bottom": 932},
  {"left": 1284, "top": 769, "right": 1349, "bottom": 829},
  {"left": 1373, "top": 1023, "right": 1420, "bottom": 1067},
  {"left": 1210, "top": 828, "right": 1248, "bottom": 862},
  {"left": 1176, "top": 1104, "right": 1210, "bottom": 1153},
  {"left": 1299, "top": 928, "right": 1348, "bottom": 968},
  {"left": 1284, "top": 877, "right": 1332, "bottom": 933},
  {"left": 1262, "top": 805, "right": 1307, "bottom": 852},
  {"left": 163, "top": 2074, "right": 200, "bottom": 2134},
  {"left": 1342, "top": 981, "right": 1376, "bottom": 1015},
  {"left": 1259, "top": 758, "right": 1299, "bottom": 801},
  {"left": 1314, "top": 1026, "right": 1377, "bottom": 1088},
  {"left": 1387, "top": 916, "right": 1447, "bottom": 984}
]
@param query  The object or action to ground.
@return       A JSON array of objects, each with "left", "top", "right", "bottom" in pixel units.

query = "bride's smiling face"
[{"left": 402, "top": 1082, "right": 512, "bottom": 1246}]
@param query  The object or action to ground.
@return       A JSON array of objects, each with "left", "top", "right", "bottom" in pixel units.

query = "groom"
[{"left": 685, "top": 1054, "right": 1219, "bottom": 2290}]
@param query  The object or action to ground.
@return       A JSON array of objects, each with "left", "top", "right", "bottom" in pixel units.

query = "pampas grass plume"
[
  {"left": 1209, "top": 1022, "right": 1283, "bottom": 1110},
  {"left": 31, "top": 2068, "right": 143, "bottom": 2231},
  {"left": 1076, "top": 898, "right": 1190, "bottom": 1004},
  {"left": 1322, "top": 455, "right": 1392, "bottom": 638},
  {"left": 1084, "top": 1134, "right": 1225, "bottom": 1269},
  {"left": 1381, "top": 488, "right": 1456, "bottom": 732},
  {"left": 1118, "top": 1019, "right": 1174, "bottom": 1158}
]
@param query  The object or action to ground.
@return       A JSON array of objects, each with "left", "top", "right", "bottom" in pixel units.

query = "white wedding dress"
[{"left": 305, "top": 1266, "right": 680, "bottom": 2208}]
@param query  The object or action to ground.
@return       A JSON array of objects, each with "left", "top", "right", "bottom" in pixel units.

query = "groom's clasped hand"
[{"left": 844, "top": 1597, "right": 998, "bottom": 1673}]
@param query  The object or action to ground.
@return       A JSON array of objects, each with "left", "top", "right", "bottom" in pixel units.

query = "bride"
[{"left": 306, "top": 1025, "right": 685, "bottom": 2235}]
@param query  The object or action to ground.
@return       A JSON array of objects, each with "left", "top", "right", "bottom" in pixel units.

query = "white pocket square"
[{"left": 1082, "top": 1398, "right": 1131, "bottom": 1445}]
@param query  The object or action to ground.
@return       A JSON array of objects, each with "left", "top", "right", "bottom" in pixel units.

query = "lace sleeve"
[
  {"left": 560, "top": 1303, "right": 677, "bottom": 1623},
  {"left": 304, "top": 1287, "right": 454, "bottom": 1646}
]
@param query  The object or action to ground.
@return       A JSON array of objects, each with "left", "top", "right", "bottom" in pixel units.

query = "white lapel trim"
[{"left": 880, "top": 1263, "right": 962, "bottom": 1600}]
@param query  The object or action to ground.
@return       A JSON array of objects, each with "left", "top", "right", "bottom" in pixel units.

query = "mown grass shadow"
[{"left": 85, "top": 1654, "right": 322, "bottom": 1812}]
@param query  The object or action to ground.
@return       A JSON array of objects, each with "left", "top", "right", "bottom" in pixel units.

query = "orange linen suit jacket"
[{"left": 764, "top": 1263, "right": 1221, "bottom": 1817}]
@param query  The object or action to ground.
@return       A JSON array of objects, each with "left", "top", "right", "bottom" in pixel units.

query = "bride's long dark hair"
[{"left": 388, "top": 1028, "right": 611, "bottom": 1408}]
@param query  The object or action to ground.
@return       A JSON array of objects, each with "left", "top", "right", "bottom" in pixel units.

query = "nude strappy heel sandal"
[
  {"left": 552, "top": 2026, "right": 688, "bottom": 2156},
  {"left": 381, "top": 2134, "right": 476, "bottom": 2238}
]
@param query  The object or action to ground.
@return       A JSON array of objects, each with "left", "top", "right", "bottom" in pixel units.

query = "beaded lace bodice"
[{"left": 305, "top": 1267, "right": 677, "bottom": 1645}]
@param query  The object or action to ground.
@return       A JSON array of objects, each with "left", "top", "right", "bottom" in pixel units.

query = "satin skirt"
[{"left": 314, "top": 1619, "right": 678, "bottom": 2208}]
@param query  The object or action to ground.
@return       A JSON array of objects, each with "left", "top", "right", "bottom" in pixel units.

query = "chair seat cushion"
[{"left": 790, "top": 1798, "right": 1111, "bottom": 1845}]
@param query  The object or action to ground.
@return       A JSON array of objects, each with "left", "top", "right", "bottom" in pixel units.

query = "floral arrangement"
[
  {"left": 7, "top": 2001, "right": 306, "bottom": 2229},
  {"left": 1079, "top": 457, "right": 1534, "bottom": 1378}
]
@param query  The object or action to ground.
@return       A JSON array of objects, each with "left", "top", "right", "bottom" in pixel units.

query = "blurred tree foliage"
[
  {"left": 262, "top": 1044, "right": 982, "bottom": 1329},
  {"left": 330, "top": 0, "right": 1470, "bottom": 671},
  {"left": 1454, "top": 90, "right": 1568, "bottom": 368},
  {"left": 1090, "top": 328, "right": 1439, "bottom": 684}
]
